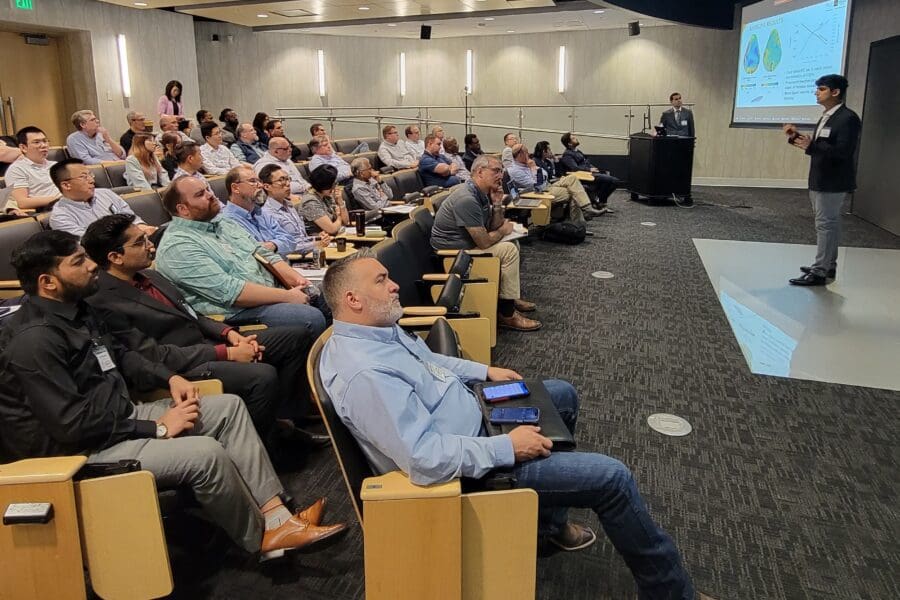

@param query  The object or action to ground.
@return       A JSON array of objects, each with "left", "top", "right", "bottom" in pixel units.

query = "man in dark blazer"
[
  {"left": 81, "top": 213, "right": 327, "bottom": 448},
  {"left": 559, "top": 132, "right": 618, "bottom": 211},
  {"left": 784, "top": 74, "right": 861, "bottom": 286},
  {"left": 658, "top": 92, "right": 695, "bottom": 137}
]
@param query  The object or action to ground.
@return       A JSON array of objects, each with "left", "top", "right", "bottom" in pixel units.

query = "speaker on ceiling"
[
  {"left": 628, "top": 21, "right": 640, "bottom": 36},
  {"left": 420, "top": 25, "right": 432, "bottom": 40}
]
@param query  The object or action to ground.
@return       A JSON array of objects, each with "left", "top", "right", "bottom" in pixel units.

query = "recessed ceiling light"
[
  {"left": 592, "top": 9, "right": 605, "bottom": 14},
  {"left": 506, "top": 29, "right": 515, "bottom": 33},
  {"left": 358, "top": 5, "right": 370, "bottom": 10},
  {"left": 387, "top": 23, "right": 397, "bottom": 26},
  {"left": 483, "top": 17, "right": 494, "bottom": 21},
  {"left": 257, "top": 13, "right": 268, "bottom": 18},
  {"left": 134, "top": 1, "right": 148, "bottom": 5}
]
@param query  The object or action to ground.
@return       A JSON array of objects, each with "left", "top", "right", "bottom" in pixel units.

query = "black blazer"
[
  {"left": 659, "top": 107, "right": 695, "bottom": 137},
  {"left": 87, "top": 269, "right": 227, "bottom": 352},
  {"left": 804, "top": 104, "right": 861, "bottom": 193}
]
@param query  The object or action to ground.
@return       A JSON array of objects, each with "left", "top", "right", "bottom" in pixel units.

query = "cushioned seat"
[
  {"left": 47, "top": 146, "right": 68, "bottom": 162},
  {"left": 122, "top": 190, "right": 171, "bottom": 226},
  {"left": 393, "top": 170, "right": 424, "bottom": 197},
  {"left": 206, "top": 176, "right": 228, "bottom": 205},
  {"left": 102, "top": 161, "right": 128, "bottom": 188},
  {"left": 0, "top": 218, "right": 42, "bottom": 280},
  {"left": 87, "top": 165, "right": 112, "bottom": 189},
  {"left": 334, "top": 138, "right": 361, "bottom": 154},
  {"left": 358, "top": 137, "right": 380, "bottom": 152}
]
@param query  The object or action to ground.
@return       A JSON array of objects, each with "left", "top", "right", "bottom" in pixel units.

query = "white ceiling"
[{"left": 96, "top": 0, "right": 672, "bottom": 39}]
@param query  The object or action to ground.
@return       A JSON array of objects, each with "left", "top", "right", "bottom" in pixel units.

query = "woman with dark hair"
[
  {"left": 125, "top": 133, "right": 170, "bottom": 190},
  {"left": 252, "top": 112, "right": 270, "bottom": 147},
  {"left": 298, "top": 164, "right": 349, "bottom": 236},
  {"left": 157, "top": 80, "right": 184, "bottom": 118},
  {"left": 159, "top": 132, "right": 181, "bottom": 180},
  {"left": 533, "top": 140, "right": 559, "bottom": 182}
]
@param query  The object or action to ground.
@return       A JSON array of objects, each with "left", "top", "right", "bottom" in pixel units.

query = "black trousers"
[{"left": 584, "top": 173, "right": 619, "bottom": 206}]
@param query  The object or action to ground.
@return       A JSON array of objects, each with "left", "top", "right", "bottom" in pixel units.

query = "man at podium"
[{"left": 658, "top": 92, "right": 695, "bottom": 137}]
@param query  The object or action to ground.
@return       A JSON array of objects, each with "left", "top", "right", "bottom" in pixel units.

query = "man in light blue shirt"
[
  {"left": 319, "top": 252, "right": 695, "bottom": 599},
  {"left": 308, "top": 136, "right": 352, "bottom": 183},
  {"left": 258, "top": 164, "right": 329, "bottom": 256},
  {"left": 65, "top": 110, "right": 126, "bottom": 165},
  {"left": 221, "top": 165, "right": 297, "bottom": 257},
  {"left": 155, "top": 176, "right": 327, "bottom": 334}
]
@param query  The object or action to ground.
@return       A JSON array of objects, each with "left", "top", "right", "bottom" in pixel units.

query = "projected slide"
[{"left": 733, "top": 0, "right": 852, "bottom": 126}]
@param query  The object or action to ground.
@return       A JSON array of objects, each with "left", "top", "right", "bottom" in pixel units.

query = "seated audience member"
[
  {"left": 231, "top": 123, "right": 268, "bottom": 164},
  {"left": 308, "top": 136, "right": 352, "bottom": 184},
  {"left": 0, "top": 230, "right": 346, "bottom": 559},
  {"left": 119, "top": 111, "right": 147, "bottom": 154},
  {"left": 431, "top": 125, "right": 447, "bottom": 155},
  {"left": 404, "top": 124, "right": 425, "bottom": 157},
  {"left": 190, "top": 109, "right": 216, "bottom": 144},
  {"left": 81, "top": 214, "right": 328, "bottom": 446},
  {"left": 159, "top": 132, "right": 181, "bottom": 180},
  {"left": 221, "top": 166, "right": 295, "bottom": 256},
  {"left": 172, "top": 141, "right": 207, "bottom": 182},
  {"left": 259, "top": 164, "right": 329, "bottom": 256},
  {"left": 124, "top": 133, "right": 171, "bottom": 190},
  {"left": 48, "top": 158, "right": 156, "bottom": 238},
  {"left": 253, "top": 112, "right": 271, "bottom": 147},
  {"left": 254, "top": 137, "right": 311, "bottom": 195},
  {"left": 157, "top": 80, "right": 184, "bottom": 118},
  {"left": 156, "top": 115, "right": 192, "bottom": 144},
  {"left": 4, "top": 126, "right": 61, "bottom": 213},
  {"left": 463, "top": 133, "right": 483, "bottom": 171},
  {"left": 442, "top": 137, "right": 471, "bottom": 182},
  {"left": 66, "top": 110, "right": 126, "bottom": 164},
  {"left": 418, "top": 134, "right": 461, "bottom": 189},
  {"left": 310, "top": 122, "right": 368, "bottom": 154},
  {"left": 559, "top": 132, "right": 619, "bottom": 210},
  {"left": 349, "top": 157, "right": 393, "bottom": 210},
  {"left": 299, "top": 165, "right": 350, "bottom": 236},
  {"left": 500, "top": 132, "right": 519, "bottom": 169},
  {"left": 533, "top": 140, "right": 559, "bottom": 180},
  {"left": 431, "top": 155, "right": 540, "bottom": 332},
  {"left": 178, "top": 118, "right": 194, "bottom": 141},
  {"left": 200, "top": 121, "right": 241, "bottom": 176},
  {"left": 318, "top": 251, "right": 694, "bottom": 597},
  {"left": 155, "top": 176, "right": 327, "bottom": 333},
  {"left": 0, "top": 136, "right": 22, "bottom": 176},
  {"left": 507, "top": 143, "right": 602, "bottom": 221},
  {"left": 219, "top": 108, "right": 239, "bottom": 146},
  {"left": 377, "top": 124, "right": 419, "bottom": 170},
  {"left": 264, "top": 119, "right": 305, "bottom": 162}
]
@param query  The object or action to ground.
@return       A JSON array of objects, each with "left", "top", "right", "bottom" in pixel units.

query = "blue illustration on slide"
[
  {"left": 743, "top": 34, "right": 760, "bottom": 74},
  {"left": 763, "top": 29, "right": 782, "bottom": 71}
]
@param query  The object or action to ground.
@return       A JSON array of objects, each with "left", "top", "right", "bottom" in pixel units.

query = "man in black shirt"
[
  {"left": 463, "top": 133, "right": 483, "bottom": 171},
  {"left": 559, "top": 132, "right": 619, "bottom": 210},
  {"left": 0, "top": 230, "right": 346, "bottom": 558}
]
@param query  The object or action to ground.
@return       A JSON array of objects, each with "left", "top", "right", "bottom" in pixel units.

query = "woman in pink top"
[{"left": 157, "top": 80, "right": 184, "bottom": 118}]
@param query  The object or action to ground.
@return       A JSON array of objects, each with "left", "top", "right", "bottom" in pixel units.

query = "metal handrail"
[{"left": 275, "top": 101, "right": 693, "bottom": 146}]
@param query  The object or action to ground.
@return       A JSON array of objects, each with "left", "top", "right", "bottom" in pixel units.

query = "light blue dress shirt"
[
  {"left": 261, "top": 196, "right": 317, "bottom": 255},
  {"left": 320, "top": 320, "right": 513, "bottom": 485},
  {"left": 220, "top": 201, "right": 296, "bottom": 257},
  {"left": 49, "top": 188, "right": 145, "bottom": 237},
  {"left": 507, "top": 161, "right": 543, "bottom": 192},
  {"left": 65, "top": 131, "right": 123, "bottom": 165},
  {"left": 309, "top": 152, "right": 352, "bottom": 182}
]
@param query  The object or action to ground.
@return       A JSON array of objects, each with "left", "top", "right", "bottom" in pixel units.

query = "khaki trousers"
[
  {"left": 474, "top": 240, "right": 520, "bottom": 300},
  {"left": 548, "top": 174, "right": 592, "bottom": 223}
]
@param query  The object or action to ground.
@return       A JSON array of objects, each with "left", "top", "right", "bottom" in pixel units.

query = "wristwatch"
[{"left": 156, "top": 423, "right": 168, "bottom": 439}]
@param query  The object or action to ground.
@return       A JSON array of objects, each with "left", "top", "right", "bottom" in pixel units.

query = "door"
[{"left": 0, "top": 31, "right": 70, "bottom": 146}]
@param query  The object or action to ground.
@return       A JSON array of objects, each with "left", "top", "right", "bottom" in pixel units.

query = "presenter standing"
[
  {"left": 784, "top": 74, "right": 861, "bottom": 287},
  {"left": 659, "top": 92, "right": 695, "bottom": 137}
]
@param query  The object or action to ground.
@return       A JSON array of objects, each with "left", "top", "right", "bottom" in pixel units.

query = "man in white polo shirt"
[{"left": 4, "top": 126, "right": 62, "bottom": 213}]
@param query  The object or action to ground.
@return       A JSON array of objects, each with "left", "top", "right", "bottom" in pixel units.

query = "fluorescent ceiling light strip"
[
  {"left": 117, "top": 34, "right": 131, "bottom": 99},
  {"left": 317, "top": 49, "right": 326, "bottom": 97},
  {"left": 399, "top": 52, "right": 407, "bottom": 97},
  {"left": 557, "top": 45, "right": 566, "bottom": 94},
  {"left": 465, "top": 49, "right": 473, "bottom": 95}
]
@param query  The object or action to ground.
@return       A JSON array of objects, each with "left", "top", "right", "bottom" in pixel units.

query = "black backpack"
[{"left": 541, "top": 221, "right": 586, "bottom": 245}]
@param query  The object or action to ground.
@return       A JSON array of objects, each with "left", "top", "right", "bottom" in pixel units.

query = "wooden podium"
[{"left": 628, "top": 133, "right": 695, "bottom": 204}]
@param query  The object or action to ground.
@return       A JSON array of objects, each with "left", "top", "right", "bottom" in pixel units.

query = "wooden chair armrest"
[
  {"left": 238, "top": 324, "right": 267, "bottom": 333},
  {"left": 421, "top": 273, "right": 451, "bottom": 281},
  {"left": 397, "top": 316, "right": 440, "bottom": 328},
  {"left": 206, "top": 314, "right": 225, "bottom": 322},
  {"left": 132, "top": 379, "right": 223, "bottom": 403},
  {"left": 0, "top": 456, "right": 87, "bottom": 485},
  {"left": 361, "top": 471, "right": 459, "bottom": 501},
  {"left": 436, "top": 249, "right": 461, "bottom": 257},
  {"left": 519, "top": 192, "right": 555, "bottom": 200},
  {"left": 0, "top": 279, "right": 22, "bottom": 289},
  {"left": 573, "top": 170, "right": 595, "bottom": 182},
  {"left": 402, "top": 306, "right": 448, "bottom": 317}
]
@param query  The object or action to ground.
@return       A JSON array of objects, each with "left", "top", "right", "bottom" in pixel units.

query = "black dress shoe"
[
  {"left": 789, "top": 272, "right": 827, "bottom": 286},
  {"left": 801, "top": 266, "right": 836, "bottom": 279},
  {"left": 277, "top": 424, "right": 331, "bottom": 450}
]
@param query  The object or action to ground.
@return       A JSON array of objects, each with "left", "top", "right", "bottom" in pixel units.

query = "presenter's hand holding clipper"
[{"left": 783, "top": 124, "right": 811, "bottom": 150}]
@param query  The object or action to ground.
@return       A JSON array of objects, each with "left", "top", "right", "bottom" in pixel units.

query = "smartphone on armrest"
[
  {"left": 490, "top": 407, "right": 540, "bottom": 425},
  {"left": 482, "top": 381, "right": 530, "bottom": 403}
]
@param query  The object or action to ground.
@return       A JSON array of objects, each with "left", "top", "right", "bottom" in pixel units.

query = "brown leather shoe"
[
  {"left": 297, "top": 497, "right": 326, "bottom": 526},
  {"left": 548, "top": 522, "right": 597, "bottom": 551},
  {"left": 260, "top": 514, "right": 347, "bottom": 559},
  {"left": 498, "top": 311, "right": 542, "bottom": 332},
  {"left": 513, "top": 298, "right": 536, "bottom": 312}
]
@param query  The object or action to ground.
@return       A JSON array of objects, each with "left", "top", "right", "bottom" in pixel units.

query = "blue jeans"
[
  {"left": 514, "top": 380, "right": 694, "bottom": 600},
  {"left": 225, "top": 298, "right": 328, "bottom": 337}
]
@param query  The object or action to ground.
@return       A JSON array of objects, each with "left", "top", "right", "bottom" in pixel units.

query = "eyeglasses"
[
  {"left": 29, "top": 138, "right": 50, "bottom": 146},
  {"left": 62, "top": 172, "right": 96, "bottom": 183},
  {"left": 481, "top": 166, "right": 502, "bottom": 174},
  {"left": 238, "top": 178, "right": 261, "bottom": 185},
  {"left": 124, "top": 234, "right": 152, "bottom": 248},
  {"left": 270, "top": 146, "right": 290, "bottom": 152},
  {"left": 269, "top": 176, "right": 291, "bottom": 185}
]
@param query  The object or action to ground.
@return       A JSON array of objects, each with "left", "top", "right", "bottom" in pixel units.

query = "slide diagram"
[{"left": 735, "top": 0, "right": 848, "bottom": 109}]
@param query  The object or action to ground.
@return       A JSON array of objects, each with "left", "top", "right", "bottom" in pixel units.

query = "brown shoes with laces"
[
  {"left": 513, "top": 298, "right": 536, "bottom": 312},
  {"left": 260, "top": 500, "right": 346, "bottom": 560},
  {"left": 498, "top": 310, "right": 542, "bottom": 332}
]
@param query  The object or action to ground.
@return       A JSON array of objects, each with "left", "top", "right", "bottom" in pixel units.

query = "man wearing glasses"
[
  {"left": 259, "top": 164, "right": 330, "bottom": 256},
  {"left": 119, "top": 111, "right": 147, "bottom": 154},
  {"left": 221, "top": 166, "right": 295, "bottom": 256},
  {"left": 66, "top": 110, "right": 126, "bottom": 165},
  {"left": 48, "top": 158, "right": 156, "bottom": 238},
  {"left": 253, "top": 137, "right": 311, "bottom": 195},
  {"left": 200, "top": 121, "right": 242, "bottom": 176},
  {"left": 4, "top": 126, "right": 62, "bottom": 214},
  {"left": 404, "top": 124, "right": 425, "bottom": 158}
]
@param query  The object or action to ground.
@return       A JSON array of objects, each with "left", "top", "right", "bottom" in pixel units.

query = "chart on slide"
[{"left": 735, "top": 0, "right": 849, "bottom": 109}]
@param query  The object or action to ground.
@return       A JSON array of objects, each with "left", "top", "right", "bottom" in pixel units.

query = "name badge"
[
  {"left": 818, "top": 127, "right": 831, "bottom": 138},
  {"left": 424, "top": 361, "right": 452, "bottom": 382},
  {"left": 92, "top": 345, "right": 116, "bottom": 372},
  {"left": 681, "top": 120, "right": 688, "bottom": 126}
]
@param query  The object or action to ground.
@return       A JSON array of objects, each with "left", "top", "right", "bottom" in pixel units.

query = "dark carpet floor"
[{"left": 165, "top": 187, "right": 900, "bottom": 600}]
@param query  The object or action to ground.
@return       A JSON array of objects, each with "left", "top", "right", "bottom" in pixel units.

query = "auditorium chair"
[
  {"left": 0, "top": 177, "right": 5, "bottom": 188},
  {"left": 392, "top": 169, "right": 424, "bottom": 197},
  {"left": 0, "top": 218, "right": 41, "bottom": 297},
  {"left": 121, "top": 190, "right": 171, "bottom": 227},
  {"left": 296, "top": 162, "right": 311, "bottom": 182},
  {"left": 306, "top": 324, "right": 537, "bottom": 600},
  {"left": 358, "top": 137, "right": 380, "bottom": 152},
  {"left": 206, "top": 176, "right": 228, "bottom": 205},
  {"left": 101, "top": 161, "right": 128, "bottom": 188},
  {"left": 294, "top": 144, "right": 312, "bottom": 161},
  {"left": 46, "top": 146, "right": 67, "bottom": 162},
  {"left": 86, "top": 164, "right": 112, "bottom": 189},
  {"left": 333, "top": 138, "right": 362, "bottom": 154}
]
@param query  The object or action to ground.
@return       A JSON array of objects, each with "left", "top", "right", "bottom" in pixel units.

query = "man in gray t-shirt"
[{"left": 430, "top": 155, "right": 541, "bottom": 332}]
